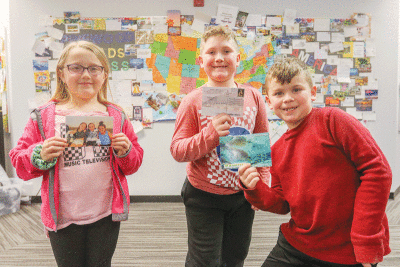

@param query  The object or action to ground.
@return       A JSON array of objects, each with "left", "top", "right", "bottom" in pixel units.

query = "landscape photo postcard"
[
  {"left": 219, "top": 132, "right": 272, "bottom": 170},
  {"left": 63, "top": 116, "right": 114, "bottom": 147}
]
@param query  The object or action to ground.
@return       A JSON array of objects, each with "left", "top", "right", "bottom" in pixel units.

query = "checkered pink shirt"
[{"left": 171, "top": 84, "right": 271, "bottom": 195}]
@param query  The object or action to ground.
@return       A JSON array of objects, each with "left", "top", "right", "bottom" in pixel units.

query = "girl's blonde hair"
[{"left": 52, "top": 41, "right": 110, "bottom": 105}]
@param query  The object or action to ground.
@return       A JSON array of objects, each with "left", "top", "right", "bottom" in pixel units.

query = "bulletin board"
[{"left": 31, "top": 7, "right": 378, "bottom": 143}]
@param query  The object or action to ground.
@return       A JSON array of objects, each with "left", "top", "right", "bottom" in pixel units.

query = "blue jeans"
[{"left": 181, "top": 178, "right": 255, "bottom": 267}]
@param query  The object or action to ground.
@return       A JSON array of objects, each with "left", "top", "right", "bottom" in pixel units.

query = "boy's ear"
[
  {"left": 311, "top": 85, "right": 317, "bottom": 101},
  {"left": 199, "top": 55, "right": 204, "bottom": 68},
  {"left": 236, "top": 52, "right": 241, "bottom": 67},
  {"left": 265, "top": 95, "right": 274, "bottom": 110}
]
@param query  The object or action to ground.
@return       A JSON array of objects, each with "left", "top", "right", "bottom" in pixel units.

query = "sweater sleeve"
[
  {"left": 170, "top": 92, "right": 220, "bottom": 162},
  {"left": 328, "top": 108, "right": 392, "bottom": 263},
  {"left": 113, "top": 117, "right": 144, "bottom": 176},
  {"left": 242, "top": 170, "right": 290, "bottom": 214},
  {"left": 9, "top": 117, "right": 46, "bottom": 180}
]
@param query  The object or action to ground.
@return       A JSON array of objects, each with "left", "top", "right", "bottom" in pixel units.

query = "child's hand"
[
  {"left": 212, "top": 113, "right": 232, "bottom": 137},
  {"left": 40, "top": 136, "right": 68, "bottom": 162},
  {"left": 238, "top": 163, "right": 260, "bottom": 189},
  {"left": 111, "top": 133, "right": 132, "bottom": 156}
]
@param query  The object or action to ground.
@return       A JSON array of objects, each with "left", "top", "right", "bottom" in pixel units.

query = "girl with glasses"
[{"left": 10, "top": 40, "right": 144, "bottom": 267}]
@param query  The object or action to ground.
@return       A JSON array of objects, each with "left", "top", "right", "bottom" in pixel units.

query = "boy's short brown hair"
[
  {"left": 263, "top": 57, "right": 314, "bottom": 94},
  {"left": 200, "top": 25, "right": 239, "bottom": 53}
]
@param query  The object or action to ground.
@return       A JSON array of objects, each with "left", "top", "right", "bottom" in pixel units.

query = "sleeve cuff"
[
  {"left": 113, "top": 144, "right": 132, "bottom": 158},
  {"left": 31, "top": 144, "right": 57, "bottom": 170}
]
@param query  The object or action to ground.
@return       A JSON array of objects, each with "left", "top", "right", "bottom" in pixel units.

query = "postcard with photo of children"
[{"left": 63, "top": 116, "right": 114, "bottom": 147}]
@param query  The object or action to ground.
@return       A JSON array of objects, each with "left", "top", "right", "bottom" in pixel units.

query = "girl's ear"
[{"left": 58, "top": 68, "right": 66, "bottom": 83}]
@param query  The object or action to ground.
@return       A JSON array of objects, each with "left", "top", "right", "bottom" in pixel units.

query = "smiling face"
[
  {"left": 199, "top": 36, "right": 240, "bottom": 87},
  {"left": 266, "top": 73, "right": 316, "bottom": 130},
  {"left": 88, "top": 123, "right": 95, "bottom": 132},
  {"left": 59, "top": 47, "right": 106, "bottom": 104},
  {"left": 98, "top": 125, "right": 106, "bottom": 134},
  {"left": 78, "top": 122, "right": 87, "bottom": 132}
]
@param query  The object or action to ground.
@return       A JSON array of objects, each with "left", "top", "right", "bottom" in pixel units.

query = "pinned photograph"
[
  {"left": 65, "top": 24, "right": 80, "bottom": 34},
  {"left": 355, "top": 99, "right": 372, "bottom": 111},
  {"left": 64, "top": 12, "right": 80, "bottom": 24},
  {"left": 133, "top": 106, "right": 143, "bottom": 121}
]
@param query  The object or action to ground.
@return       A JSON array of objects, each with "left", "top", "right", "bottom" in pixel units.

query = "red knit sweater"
[{"left": 243, "top": 107, "right": 391, "bottom": 264}]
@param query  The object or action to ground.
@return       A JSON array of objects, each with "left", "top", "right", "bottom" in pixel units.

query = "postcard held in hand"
[
  {"left": 219, "top": 132, "right": 272, "bottom": 170},
  {"left": 63, "top": 116, "right": 114, "bottom": 147},
  {"left": 201, "top": 87, "right": 245, "bottom": 117}
]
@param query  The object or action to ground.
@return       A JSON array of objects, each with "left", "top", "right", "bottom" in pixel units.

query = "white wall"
[{"left": 6, "top": 0, "right": 400, "bottom": 195}]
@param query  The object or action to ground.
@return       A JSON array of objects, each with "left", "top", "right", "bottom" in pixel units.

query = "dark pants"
[
  {"left": 263, "top": 229, "right": 369, "bottom": 267},
  {"left": 181, "top": 178, "right": 255, "bottom": 267},
  {"left": 48, "top": 215, "right": 120, "bottom": 267}
]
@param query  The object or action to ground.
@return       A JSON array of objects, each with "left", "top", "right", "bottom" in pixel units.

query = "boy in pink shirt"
[{"left": 170, "top": 25, "right": 270, "bottom": 266}]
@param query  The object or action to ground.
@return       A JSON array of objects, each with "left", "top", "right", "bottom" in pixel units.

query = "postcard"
[
  {"left": 65, "top": 24, "right": 80, "bottom": 34},
  {"left": 282, "top": 8, "right": 296, "bottom": 26},
  {"left": 64, "top": 116, "right": 114, "bottom": 147},
  {"left": 219, "top": 133, "right": 272, "bottom": 170},
  {"left": 64, "top": 12, "right": 80, "bottom": 24},
  {"left": 216, "top": 4, "right": 239, "bottom": 28},
  {"left": 365, "top": 89, "right": 378, "bottom": 99},
  {"left": 201, "top": 87, "right": 244, "bottom": 117},
  {"left": 235, "top": 11, "right": 248, "bottom": 28},
  {"left": 355, "top": 58, "right": 371, "bottom": 73},
  {"left": 106, "top": 19, "right": 122, "bottom": 31},
  {"left": 81, "top": 19, "right": 94, "bottom": 30},
  {"left": 167, "top": 10, "right": 181, "bottom": 27},
  {"left": 314, "top": 18, "right": 330, "bottom": 31},
  {"left": 340, "top": 96, "right": 355, "bottom": 107},
  {"left": 133, "top": 106, "right": 143, "bottom": 121},
  {"left": 246, "top": 14, "right": 262, "bottom": 27},
  {"left": 131, "top": 81, "right": 141, "bottom": 96},
  {"left": 324, "top": 95, "right": 340, "bottom": 107},
  {"left": 142, "top": 107, "right": 153, "bottom": 128},
  {"left": 32, "top": 59, "right": 48, "bottom": 71},
  {"left": 192, "top": 11, "right": 212, "bottom": 33},
  {"left": 266, "top": 15, "right": 282, "bottom": 27},
  {"left": 355, "top": 99, "right": 372, "bottom": 111}
]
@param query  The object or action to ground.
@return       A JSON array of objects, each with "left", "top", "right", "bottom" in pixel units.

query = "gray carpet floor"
[{"left": 0, "top": 198, "right": 399, "bottom": 266}]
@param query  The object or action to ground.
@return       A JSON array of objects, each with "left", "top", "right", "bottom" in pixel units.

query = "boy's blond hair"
[
  {"left": 263, "top": 57, "right": 314, "bottom": 94},
  {"left": 200, "top": 25, "right": 239, "bottom": 54},
  {"left": 52, "top": 41, "right": 110, "bottom": 105}
]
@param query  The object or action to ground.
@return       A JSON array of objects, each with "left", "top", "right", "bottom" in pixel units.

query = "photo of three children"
[{"left": 65, "top": 116, "right": 113, "bottom": 147}]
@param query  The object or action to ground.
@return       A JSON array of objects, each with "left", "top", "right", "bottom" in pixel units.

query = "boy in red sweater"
[
  {"left": 239, "top": 57, "right": 391, "bottom": 267},
  {"left": 171, "top": 25, "right": 270, "bottom": 266}
]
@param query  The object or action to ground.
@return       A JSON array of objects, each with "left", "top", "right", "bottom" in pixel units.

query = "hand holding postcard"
[
  {"left": 219, "top": 132, "right": 272, "bottom": 170},
  {"left": 201, "top": 87, "right": 244, "bottom": 117},
  {"left": 63, "top": 116, "right": 113, "bottom": 147}
]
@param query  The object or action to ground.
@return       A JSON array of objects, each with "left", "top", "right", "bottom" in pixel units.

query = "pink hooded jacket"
[{"left": 9, "top": 101, "right": 144, "bottom": 231}]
